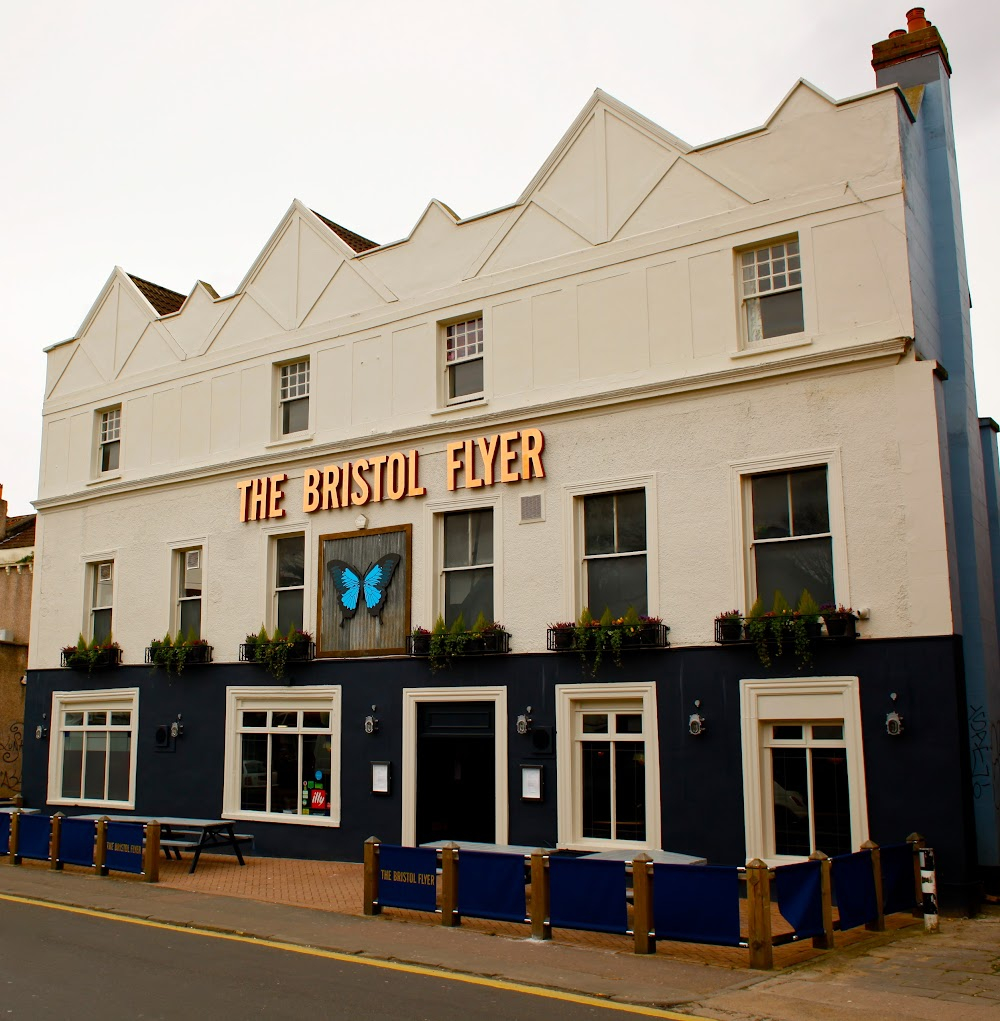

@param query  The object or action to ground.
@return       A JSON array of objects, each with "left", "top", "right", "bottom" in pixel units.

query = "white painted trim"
[
  {"left": 728, "top": 448, "right": 848, "bottom": 613},
  {"left": 221, "top": 685, "right": 342, "bottom": 827},
  {"left": 554, "top": 681, "right": 660, "bottom": 851},
  {"left": 739, "top": 675, "right": 869, "bottom": 863},
  {"left": 47, "top": 687, "right": 140, "bottom": 810},
  {"left": 401, "top": 685, "right": 508, "bottom": 847}
]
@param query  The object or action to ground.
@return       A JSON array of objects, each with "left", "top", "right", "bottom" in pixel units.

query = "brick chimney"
[{"left": 872, "top": 8, "right": 952, "bottom": 86}]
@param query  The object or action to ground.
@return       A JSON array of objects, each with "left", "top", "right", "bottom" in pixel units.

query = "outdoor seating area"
[{"left": 365, "top": 836, "right": 928, "bottom": 970}]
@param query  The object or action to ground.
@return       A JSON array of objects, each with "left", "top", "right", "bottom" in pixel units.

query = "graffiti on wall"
[
  {"left": 968, "top": 705, "right": 1000, "bottom": 810},
  {"left": 0, "top": 720, "right": 22, "bottom": 796}
]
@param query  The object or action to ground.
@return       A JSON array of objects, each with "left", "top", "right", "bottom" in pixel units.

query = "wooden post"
[
  {"left": 440, "top": 843, "right": 459, "bottom": 927},
  {"left": 13, "top": 794, "right": 23, "bottom": 808},
  {"left": 143, "top": 821, "right": 160, "bottom": 883},
  {"left": 906, "top": 832, "right": 924, "bottom": 917},
  {"left": 95, "top": 817, "right": 108, "bottom": 877},
  {"left": 919, "top": 846, "right": 939, "bottom": 933},
  {"left": 51, "top": 813, "right": 64, "bottom": 871},
  {"left": 745, "top": 859, "right": 773, "bottom": 970},
  {"left": 363, "top": 836, "right": 381, "bottom": 915},
  {"left": 631, "top": 853, "right": 655, "bottom": 954},
  {"left": 529, "top": 849, "right": 551, "bottom": 941},
  {"left": 8, "top": 809, "right": 21, "bottom": 865},
  {"left": 862, "top": 840, "right": 885, "bottom": 931},
  {"left": 808, "top": 850, "right": 835, "bottom": 949}
]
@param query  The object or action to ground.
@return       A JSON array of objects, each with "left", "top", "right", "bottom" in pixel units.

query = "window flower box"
[
  {"left": 240, "top": 628, "right": 314, "bottom": 680},
  {"left": 407, "top": 614, "right": 511, "bottom": 670},
  {"left": 547, "top": 608, "right": 670, "bottom": 675},
  {"left": 145, "top": 634, "right": 212, "bottom": 674},
  {"left": 60, "top": 638, "right": 123, "bottom": 672}
]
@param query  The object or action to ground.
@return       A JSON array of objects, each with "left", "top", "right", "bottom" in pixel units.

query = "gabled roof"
[
  {"left": 310, "top": 210, "right": 379, "bottom": 253},
  {"left": 127, "top": 274, "right": 187, "bottom": 316},
  {"left": 0, "top": 515, "right": 35, "bottom": 551}
]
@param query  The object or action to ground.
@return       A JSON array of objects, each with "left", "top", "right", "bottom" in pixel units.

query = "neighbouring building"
[
  {"left": 22, "top": 9, "right": 1000, "bottom": 911},
  {"left": 0, "top": 484, "right": 35, "bottom": 799}
]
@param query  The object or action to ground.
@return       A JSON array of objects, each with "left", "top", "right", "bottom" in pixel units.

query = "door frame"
[{"left": 402, "top": 685, "right": 508, "bottom": 847}]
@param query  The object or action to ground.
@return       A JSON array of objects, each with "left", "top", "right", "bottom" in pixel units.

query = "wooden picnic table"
[{"left": 75, "top": 815, "right": 252, "bottom": 874}]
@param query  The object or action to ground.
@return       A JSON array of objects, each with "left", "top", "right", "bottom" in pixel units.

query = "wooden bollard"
[
  {"left": 808, "top": 850, "right": 835, "bottom": 949},
  {"left": 363, "top": 836, "right": 381, "bottom": 915},
  {"left": 51, "top": 813, "right": 64, "bottom": 871},
  {"left": 631, "top": 853, "right": 655, "bottom": 954},
  {"left": 745, "top": 859, "right": 773, "bottom": 970},
  {"left": 440, "top": 843, "right": 459, "bottom": 927},
  {"left": 862, "top": 840, "right": 885, "bottom": 931},
  {"left": 919, "top": 846, "right": 939, "bottom": 933},
  {"left": 529, "top": 849, "right": 551, "bottom": 941},
  {"left": 143, "top": 820, "right": 161, "bottom": 883},
  {"left": 8, "top": 809, "right": 21, "bottom": 865},
  {"left": 95, "top": 817, "right": 109, "bottom": 877},
  {"left": 13, "top": 794, "right": 23, "bottom": 808},
  {"left": 906, "top": 832, "right": 925, "bottom": 917}
]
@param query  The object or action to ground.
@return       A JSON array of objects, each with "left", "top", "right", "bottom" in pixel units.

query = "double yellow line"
[{"left": 0, "top": 891, "right": 713, "bottom": 1019}]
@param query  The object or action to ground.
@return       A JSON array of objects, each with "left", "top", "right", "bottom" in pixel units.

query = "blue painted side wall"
[{"left": 881, "top": 53, "right": 1000, "bottom": 868}]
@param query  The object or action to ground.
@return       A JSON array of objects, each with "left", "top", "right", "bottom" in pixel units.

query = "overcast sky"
[{"left": 0, "top": 0, "right": 992, "bottom": 515}]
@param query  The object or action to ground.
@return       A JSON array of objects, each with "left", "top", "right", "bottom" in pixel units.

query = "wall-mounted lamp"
[
  {"left": 516, "top": 706, "right": 533, "bottom": 735},
  {"left": 364, "top": 705, "right": 379, "bottom": 735},
  {"left": 171, "top": 715, "right": 185, "bottom": 739},
  {"left": 35, "top": 713, "right": 47, "bottom": 740},
  {"left": 886, "top": 692, "right": 904, "bottom": 736},
  {"left": 688, "top": 699, "right": 706, "bottom": 737}
]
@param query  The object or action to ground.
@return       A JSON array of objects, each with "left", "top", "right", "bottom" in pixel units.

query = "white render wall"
[{"left": 32, "top": 83, "right": 958, "bottom": 665}]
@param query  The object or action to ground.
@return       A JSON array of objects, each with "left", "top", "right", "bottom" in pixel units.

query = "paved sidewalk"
[{"left": 1, "top": 854, "right": 997, "bottom": 1020}]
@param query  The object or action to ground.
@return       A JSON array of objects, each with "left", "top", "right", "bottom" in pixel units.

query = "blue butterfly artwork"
[{"left": 327, "top": 554, "right": 401, "bottom": 625}]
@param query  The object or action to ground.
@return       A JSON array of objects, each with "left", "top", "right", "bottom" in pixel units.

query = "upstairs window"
[
  {"left": 445, "top": 316, "right": 484, "bottom": 403},
  {"left": 176, "top": 548, "right": 203, "bottom": 639},
  {"left": 99, "top": 407, "right": 121, "bottom": 472},
  {"left": 442, "top": 508, "right": 493, "bottom": 626},
  {"left": 273, "top": 535, "right": 305, "bottom": 634},
  {"left": 582, "top": 490, "right": 647, "bottom": 618},
  {"left": 749, "top": 467, "right": 833, "bottom": 607},
  {"left": 740, "top": 239, "right": 804, "bottom": 343},
  {"left": 279, "top": 360, "right": 310, "bottom": 435},
  {"left": 90, "top": 561, "right": 114, "bottom": 644}
]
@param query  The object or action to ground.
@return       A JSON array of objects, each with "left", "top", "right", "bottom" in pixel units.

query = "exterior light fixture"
[
  {"left": 364, "top": 705, "right": 379, "bottom": 735},
  {"left": 886, "top": 693, "right": 903, "bottom": 736},
  {"left": 516, "top": 706, "right": 533, "bottom": 735},
  {"left": 688, "top": 699, "right": 706, "bottom": 736}
]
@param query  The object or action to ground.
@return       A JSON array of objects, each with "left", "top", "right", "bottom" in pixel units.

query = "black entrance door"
[{"left": 415, "top": 701, "right": 495, "bottom": 845}]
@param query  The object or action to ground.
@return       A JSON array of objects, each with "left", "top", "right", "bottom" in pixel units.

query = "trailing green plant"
[
  {"left": 244, "top": 624, "right": 313, "bottom": 680},
  {"left": 148, "top": 629, "right": 209, "bottom": 675},
  {"left": 746, "top": 591, "right": 818, "bottom": 669},
  {"left": 745, "top": 598, "right": 772, "bottom": 666},
  {"left": 427, "top": 613, "right": 471, "bottom": 671},
  {"left": 61, "top": 633, "right": 121, "bottom": 672}
]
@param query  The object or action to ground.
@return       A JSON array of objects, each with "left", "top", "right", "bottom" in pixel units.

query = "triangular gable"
[
  {"left": 164, "top": 282, "right": 234, "bottom": 357},
  {"left": 208, "top": 293, "right": 285, "bottom": 353},
  {"left": 479, "top": 203, "right": 591, "bottom": 276},
  {"left": 302, "top": 262, "right": 386, "bottom": 327},
  {"left": 52, "top": 345, "right": 105, "bottom": 395},
  {"left": 119, "top": 323, "right": 182, "bottom": 377}
]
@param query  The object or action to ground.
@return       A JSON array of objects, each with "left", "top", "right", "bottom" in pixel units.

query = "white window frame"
[
  {"left": 96, "top": 405, "right": 122, "bottom": 476},
  {"left": 562, "top": 475, "right": 658, "bottom": 623},
  {"left": 442, "top": 314, "right": 485, "bottom": 406},
  {"left": 223, "top": 686, "right": 342, "bottom": 827},
  {"left": 401, "top": 685, "right": 508, "bottom": 847},
  {"left": 173, "top": 545, "right": 204, "bottom": 638},
  {"left": 740, "top": 676, "right": 868, "bottom": 864},
  {"left": 556, "top": 681, "right": 660, "bottom": 852},
  {"left": 269, "top": 531, "right": 306, "bottom": 635},
  {"left": 87, "top": 559, "right": 115, "bottom": 643},
  {"left": 738, "top": 236, "right": 804, "bottom": 346},
  {"left": 729, "top": 451, "right": 849, "bottom": 614},
  {"left": 276, "top": 358, "right": 311, "bottom": 437},
  {"left": 440, "top": 506, "right": 495, "bottom": 627},
  {"left": 47, "top": 687, "right": 139, "bottom": 809}
]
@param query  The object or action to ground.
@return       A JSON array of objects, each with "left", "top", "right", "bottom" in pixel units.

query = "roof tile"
[
  {"left": 311, "top": 210, "right": 379, "bottom": 253},
  {"left": 128, "top": 274, "right": 187, "bottom": 316}
]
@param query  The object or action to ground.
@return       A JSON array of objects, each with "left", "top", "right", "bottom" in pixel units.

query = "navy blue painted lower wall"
[{"left": 21, "top": 635, "right": 981, "bottom": 911}]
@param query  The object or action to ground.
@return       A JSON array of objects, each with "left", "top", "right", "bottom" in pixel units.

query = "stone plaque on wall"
[{"left": 317, "top": 525, "right": 411, "bottom": 657}]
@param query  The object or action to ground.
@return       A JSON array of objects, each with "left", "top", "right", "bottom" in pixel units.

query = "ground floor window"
[
  {"left": 556, "top": 682, "right": 659, "bottom": 850},
  {"left": 223, "top": 687, "right": 341, "bottom": 826},
  {"left": 47, "top": 688, "right": 138, "bottom": 809},
  {"left": 740, "top": 677, "right": 867, "bottom": 862}
]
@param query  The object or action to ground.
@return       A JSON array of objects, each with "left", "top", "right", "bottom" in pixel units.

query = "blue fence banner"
[
  {"left": 378, "top": 845, "right": 438, "bottom": 912},
  {"left": 60, "top": 818, "right": 97, "bottom": 867},
  {"left": 457, "top": 850, "right": 526, "bottom": 923},
  {"left": 18, "top": 814, "right": 51, "bottom": 862},
  {"left": 652, "top": 864, "right": 742, "bottom": 946},
  {"left": 774, "top": 859, "right": 825, "bottom": 938},
  {"left": 880, "top": 843, "right": 916, "bottom": 914},
  {"left": 0, "top": 813, "right": 9, "bottom": 855},
  {"left": 105, "top": 822, "right": 145, "bottom": 875},
  {"left": 831, "top": 850, "right": 878, "bottom": 931},
  {"left": 549, "top": 856, "right": 627, "bottom": 934}
]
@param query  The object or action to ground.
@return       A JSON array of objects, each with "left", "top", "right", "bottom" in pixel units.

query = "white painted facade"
[{"left": 31, "top": 84, "right": 955, "bottom": 665}]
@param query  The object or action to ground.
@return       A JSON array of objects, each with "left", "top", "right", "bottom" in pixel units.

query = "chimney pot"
[
  {"left": 906, "top": 8, "right": 930, "bottom": 32},
  {"left": 889, "top": 29, "right": 906, "bottom": 38}
]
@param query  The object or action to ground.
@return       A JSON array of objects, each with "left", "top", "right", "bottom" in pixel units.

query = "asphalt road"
[{"left": 0, "top": 899, "right": 692, "bottom": 1020}]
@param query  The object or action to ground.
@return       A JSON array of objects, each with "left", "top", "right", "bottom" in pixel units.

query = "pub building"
[{"left": 22, "top": 10, "right": 1000, "bottom": 912}]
